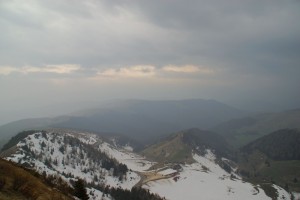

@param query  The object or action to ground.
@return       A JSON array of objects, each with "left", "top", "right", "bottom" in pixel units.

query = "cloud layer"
[{"left": 0, "top": 0, "right": 300, "bottom": 124}]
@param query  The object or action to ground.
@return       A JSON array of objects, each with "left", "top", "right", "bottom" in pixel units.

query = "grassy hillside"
[
  {"left": 142, "top": 132, "right": 193, "bottom": 164},
  {"left": 212, "top": 109, "right": 300, "bottom": 148},
  {"left": 237, "top": 129, "right": 300, "bottom": 192},
  {"left": 141, "top": 128, "right": 231, "bottom": 164},
  {"left": 0, "top": 158, "right": 73, "bottom": 200},
  {"left": 238, "top": 153, "right": 300, "bottom": 193},
  {"left": 260, "top": 160, "right": 300, "bottom": 191}
]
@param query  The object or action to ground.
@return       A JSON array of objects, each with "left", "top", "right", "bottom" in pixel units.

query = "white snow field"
[
  {"left": 143, "top": 150, "right": 291, "bottom": 200},
  {"left": 99, "top": 142, "right": 155, "bottom": 172}
]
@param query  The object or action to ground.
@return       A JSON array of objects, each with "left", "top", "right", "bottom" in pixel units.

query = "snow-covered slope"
[
  {"left": 2, "top": 130, "right": 292, "bottom": 200},
  {"left": 143, "top": 150, "right": 291, "bottom": 200},
  {"left": 4, "top": 131, "right": 144, "bottom": 199},
  {"left": 99, "top": 142, "right": 154, "bottom": 172}
]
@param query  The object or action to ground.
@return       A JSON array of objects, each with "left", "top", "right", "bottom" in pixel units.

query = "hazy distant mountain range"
[
  {"left": 0, "top": 99, "right": 299, "bottom": 150},
  {"left": 212, "top": 109, "right": 300, "bottom": 147},
  {"left": 0, "top": 99, "right": 245, "bottom": 147}
]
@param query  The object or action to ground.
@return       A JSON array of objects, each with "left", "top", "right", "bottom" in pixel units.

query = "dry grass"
[
  {"left": 142, "top": 133, "right": 194, "bottom": 164},
  {"left": 0, "top": 158, "right": 73, "bottom": 200}
]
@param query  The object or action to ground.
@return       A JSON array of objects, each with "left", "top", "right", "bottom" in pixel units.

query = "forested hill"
[{"left": 241, "top": 129, "right": 300, "bottom": 160}]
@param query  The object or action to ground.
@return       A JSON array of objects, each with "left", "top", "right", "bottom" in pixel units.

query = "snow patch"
[
  {"left": 272, "top": 184, "right": 292, "bottom": 200},
  {"left": 123, "top": 144, "right": 134, "bottom": 152},
  {"left": 143, "top": 151, "right": 289, "bottom": 200},
  {"left": 100, "top": 142, "right": 155, "bottom": 172}
]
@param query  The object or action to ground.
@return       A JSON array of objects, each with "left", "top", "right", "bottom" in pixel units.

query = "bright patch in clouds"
[
  {"left": 97, "top": 65, "right": 156, "bottom": 78},
  {"left": 162, "top": 65, "right": 214, "bottom": 74},
  {"left": 0, "top": 66, "right": 18, "bottom": 75},
  {"left": 0, "top": 64, "right": 81, "bottom": 75},
  {"left": 97, "top": 65, "right": 214, "bottom": 79},
  {"left": 26, "top": 65, "right": 81, "bottom": 74}
]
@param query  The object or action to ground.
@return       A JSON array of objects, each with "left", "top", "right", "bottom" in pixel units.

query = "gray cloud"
[{"left": 0, "top": 0, "right": 300, "bottom": 124}]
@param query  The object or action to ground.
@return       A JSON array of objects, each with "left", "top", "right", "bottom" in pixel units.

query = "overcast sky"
[{"left": 1, "top": 0, "right": 300, "bottom": 124}]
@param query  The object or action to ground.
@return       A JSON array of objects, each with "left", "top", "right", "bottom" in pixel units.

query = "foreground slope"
[{"left": 0, "top": 158, "right": 73, "bottom": 200}]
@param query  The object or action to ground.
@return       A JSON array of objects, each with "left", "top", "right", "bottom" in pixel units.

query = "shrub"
[
  {"left": 0, "top": 177, "right": 6, "bottom": 190},
  {"left": 13, "top": 174, "right": 28, "bottom": 190},
  {"left": 73, "top": 179, "right": 89, "bottom": 200}
]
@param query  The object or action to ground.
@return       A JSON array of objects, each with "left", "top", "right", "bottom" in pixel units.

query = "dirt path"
[{"left": 134, "top": 171, "right": 175, "bottom": 187}]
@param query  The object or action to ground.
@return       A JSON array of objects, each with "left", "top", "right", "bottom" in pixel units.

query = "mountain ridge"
[
  {"left": 241, "top": 129, "right": 300, "bottom": 161},
  {"left": 0, "top": 99, "right": 246, "bottom": 148},
  {"left": 212, "top": 109, "right": 300, "bottom": 148}
]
